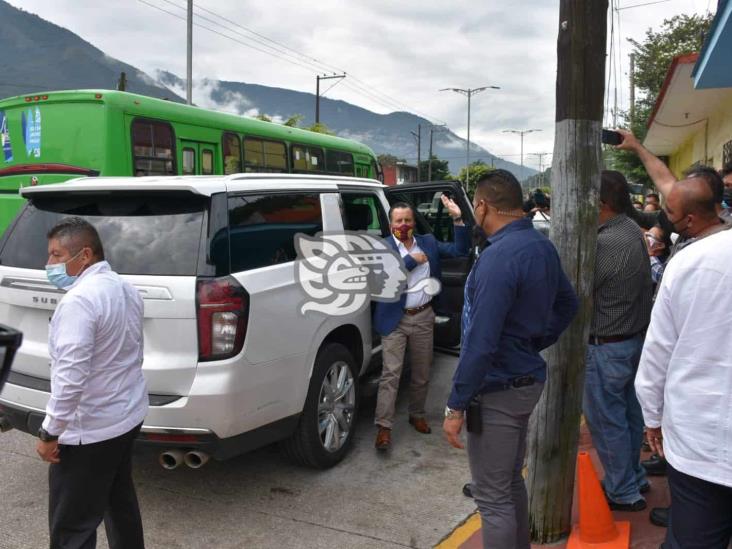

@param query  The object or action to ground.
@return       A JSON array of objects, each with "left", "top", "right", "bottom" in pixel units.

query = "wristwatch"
[
  {"left": 37, "top": 427, "right": 59, "bottom": 442},
  {"left": 444, "top": 406, "right": 464, "bottom": 420}
]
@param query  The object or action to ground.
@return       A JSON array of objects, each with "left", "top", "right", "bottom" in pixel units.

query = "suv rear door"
[
  {"left": 0, "top": 191, "right": 212, "bottom": 400},
  {"left": 384, "top": 181, "right": 475, "bottom": 348}
]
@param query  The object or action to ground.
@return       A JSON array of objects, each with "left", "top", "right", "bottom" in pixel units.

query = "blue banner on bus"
[{"left": 0, "top": 110, "right": 12, "bottom": 163}]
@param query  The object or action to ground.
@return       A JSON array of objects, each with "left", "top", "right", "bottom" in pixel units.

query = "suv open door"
[{"left": 385, "top": 181, "right": 475, "bottom": 348}]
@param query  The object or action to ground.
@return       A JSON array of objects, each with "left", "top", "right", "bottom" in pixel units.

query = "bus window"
[
  {"left": 202, "top": 149, "right": 214, "bottom": 175},
  {"left": 263, "top": 141, "right": 287, "bottom": 172},
  {"left": 182, "top": 148, "right": 195, "bottom": 175},
  {"left": 292, "top": 145, "right": 324, "bottom": 173},
  {"left": 132, "top": 119, "right": 175, "bottom": 176},
  {"left": 223, "top": 133, "right": 242, "bottom": 174},
  {"left": 326, "top": 151, "right": 354, "bottom": 175},
  {"left": 245, "top": 138, "right": 287, "bottom": 172},
  {"left": 244, "top": 138, "right": 264, "bottom": 170}
]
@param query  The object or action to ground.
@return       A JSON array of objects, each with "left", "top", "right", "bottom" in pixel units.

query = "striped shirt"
[{"left": 591, "top": 214, "right": 653, "bottom": 337}]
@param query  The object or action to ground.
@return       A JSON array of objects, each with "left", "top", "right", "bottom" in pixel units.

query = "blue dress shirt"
[{"left": 447, "top": 218, "right": 578, "bottom": 410}]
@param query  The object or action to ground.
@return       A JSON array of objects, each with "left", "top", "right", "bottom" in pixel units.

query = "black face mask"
[
  {"left": 724, "top": 187, "right": 732, "bottom": 205},
  {"left": 471, "top": 224, "right": 488, "bottom": 251}
]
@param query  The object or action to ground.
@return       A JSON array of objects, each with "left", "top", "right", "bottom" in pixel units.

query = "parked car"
[{"left": 0, "top": 174, "right": 473, "bottom": 469}]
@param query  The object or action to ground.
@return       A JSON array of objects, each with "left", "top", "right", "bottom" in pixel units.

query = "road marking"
[{"left": 434, "top": 512, "right": 481, "bottom": 549}]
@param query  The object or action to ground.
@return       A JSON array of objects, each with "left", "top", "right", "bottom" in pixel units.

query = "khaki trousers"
[{"left": 374, "top": 306, "right": 435, "bottom": 429}]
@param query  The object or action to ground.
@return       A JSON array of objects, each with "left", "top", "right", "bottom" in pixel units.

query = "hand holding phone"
[{"left": 602, "top": 129, "right": 624, "bottom": 146}]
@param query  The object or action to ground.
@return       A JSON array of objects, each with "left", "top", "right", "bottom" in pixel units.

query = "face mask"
[
  {"left": 391, "top": 223, "right": 414, "bottom": 242},
  {"left": 723, "top": 187, "right": 732, "bottom": 207},
  {"left": 45, "top": 250, "right": 83, "bottom": 289}
]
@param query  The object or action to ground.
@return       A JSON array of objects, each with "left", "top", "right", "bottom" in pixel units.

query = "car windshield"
[{"left": 0, "top": 192, "right": 207, "bottom": 276}]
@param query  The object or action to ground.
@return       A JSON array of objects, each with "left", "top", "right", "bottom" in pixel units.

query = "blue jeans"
[{"left": 583, "top": 334, "right": 647, "bottom": 504}]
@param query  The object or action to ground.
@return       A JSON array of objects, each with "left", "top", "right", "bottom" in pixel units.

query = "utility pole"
[
  {"left": 503, "top": 129, "right": 542, "bottom": 182},
  {"left": 529, "top": 152, "right": 551, "bottom": 187},
  {"left": 526, "top": 1, "right": 608, "bottom": 544},
  {"left": 427, "top": 124, "right": 446, "bottom": 181},
  {"left": 629, "top": 53, "right": 636, "bottom": 123},
  {"left": 117, "top": 72, "right": 127, "bottom": 92},
  {"left": 410, "top": 124, "right": 422, "bottom": 181},
  {"left": 315, "top": 74, "right": 346, "bottom": 124},
  {"left": 440, "top": 85, "right": 500, "bottom": 188},
  {"left": 186, "top": 0, "right": 193, "bottom": 105}
]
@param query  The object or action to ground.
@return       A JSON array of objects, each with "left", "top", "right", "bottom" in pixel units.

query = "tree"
[
  {"left": 418, "top": 155, "right": 452, "bottom": 181},
  {"left": 377, "top": 154, "right": 405, "bottom": 167},
  {"left": 457, "top": 160, "right": 494, "bottom": 198},
  {"left": 605, "top": 14, "right": 713, "bottom": 185},
  {"left": 283, "top": 114, "right": 304, "bottom": 128},
  {"left": 305, "top": 122, "right": 335, "bottom": 135}
]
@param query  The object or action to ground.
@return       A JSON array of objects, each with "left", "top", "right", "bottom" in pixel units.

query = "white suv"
[{"left": 0, "top": 174, "right": 473, "bottom": 468}]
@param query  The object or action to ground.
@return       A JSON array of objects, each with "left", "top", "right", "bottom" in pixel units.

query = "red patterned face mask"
[{"left": 392, "top": 223, "right": 414, "bottom": 242}]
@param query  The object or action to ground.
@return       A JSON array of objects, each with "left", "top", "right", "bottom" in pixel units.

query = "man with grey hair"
[{"left": 36, "top": 216, "right": 147, "bottom": 549}]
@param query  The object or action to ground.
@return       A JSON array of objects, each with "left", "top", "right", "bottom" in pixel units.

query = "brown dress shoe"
[
  {"left": 375, "top": 427, "right": 391, "bottom": 451},
  {"left": 409, "top": 416, "right": 432, "bottom": 434}
]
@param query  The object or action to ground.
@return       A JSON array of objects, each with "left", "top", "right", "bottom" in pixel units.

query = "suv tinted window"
[
  {"left": 0, "top": 193, "right": 206, "bottom": 275},
  {"left": 228, "top": 193, "right": 322, "bottom": 272}
]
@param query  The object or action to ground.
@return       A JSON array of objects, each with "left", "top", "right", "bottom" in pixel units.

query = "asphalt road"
[{"left": 0, "top": 352, "right": 476, "bottom": 549}]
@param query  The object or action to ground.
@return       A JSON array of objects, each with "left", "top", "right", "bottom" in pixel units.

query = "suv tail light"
[{"left": 196, "top": 277, "right": 249, "bottom": 361}]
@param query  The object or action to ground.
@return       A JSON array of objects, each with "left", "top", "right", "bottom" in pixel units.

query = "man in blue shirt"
[{"left": 443, "top": 170, "right": 578, "bottom": 549}]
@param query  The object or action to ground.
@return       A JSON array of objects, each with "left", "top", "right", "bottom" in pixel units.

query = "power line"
[{"left": 139, "top": 0, "right": 445, "bottom": 123}]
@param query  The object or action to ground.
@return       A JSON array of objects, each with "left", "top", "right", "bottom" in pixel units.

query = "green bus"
[{"left": 0, "top": 89, "right": 382, "bottom": 232}]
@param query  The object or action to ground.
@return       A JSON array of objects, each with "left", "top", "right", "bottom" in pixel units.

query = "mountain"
[
  {"left": 156, "top": 71, "right": 534, "bottom": 177},
  {"left": 0, "top": 0, "right": 181, "bottom": 102},
  {"left": 0, "top": 0, "right": 534, "bottom": 178}
]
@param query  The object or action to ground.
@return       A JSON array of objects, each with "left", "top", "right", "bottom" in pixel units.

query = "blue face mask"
[{"left": 45, "top": 250, "right": 83, "bottom": 289}]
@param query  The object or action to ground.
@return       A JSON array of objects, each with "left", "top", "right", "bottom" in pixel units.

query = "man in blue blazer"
[{"left": 374, "top": 196, "right": 471, "bottom": 451}]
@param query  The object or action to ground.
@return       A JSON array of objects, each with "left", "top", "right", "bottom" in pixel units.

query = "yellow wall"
[{"left": 668, "top": 93, "right": 732, "bottom": 177}]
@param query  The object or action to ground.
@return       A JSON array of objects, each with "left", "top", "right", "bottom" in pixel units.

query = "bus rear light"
[
  {"left": 33, "top": 96, "right": 40, "bottom": 102},
  {"left": 41, "top": 95, "right": 48, "bottom": 100},
  {"left": 24, "top": 97, "right": 31, "bottom": 102},
  {"left": 196, "top": 276, "right": 249, "bottom": 362},
  {"left": 94, "top": 93, "right": 103, "bottom": 99}
]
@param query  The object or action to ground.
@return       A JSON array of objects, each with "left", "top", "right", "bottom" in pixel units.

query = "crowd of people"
[{"left": 30, "top": 128, "right": 732, "bottom": 549}]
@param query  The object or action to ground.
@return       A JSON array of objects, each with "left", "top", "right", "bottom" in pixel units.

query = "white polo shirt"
[{"left": 42, "top": 261, "right": 148, "bottom": 445}]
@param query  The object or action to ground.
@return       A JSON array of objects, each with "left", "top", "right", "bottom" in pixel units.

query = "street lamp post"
[
  {"left": 503, "top": 129, "right": 542, "bottom": 182},
  {"left": 440, "top": 85, "right": 500, "bottom": 188}
]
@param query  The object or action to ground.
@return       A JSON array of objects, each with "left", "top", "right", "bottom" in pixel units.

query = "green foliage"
[
  {"left": 418, "top": 155, "right": 452, "bottom": 181},
  {"left": 605, "top": 13, "right": 713, "bottom": 186},
  {"left": 283, "top": 114, "right": 304, "bottom": 128},
  {"left": 523, "top": 168, "right": 552, "bottom": 192},
  {"left": 457, "top": 160, "right": 494, "bottom": 197},
  {"left": 306, "top": 122, "right": 335, "bottom": 135},
  {"left": 255, "top": 113, "right": 273, "bottom": 122},
  {"left": 377, "top": 154, "right": 405, "bottom": 167}
]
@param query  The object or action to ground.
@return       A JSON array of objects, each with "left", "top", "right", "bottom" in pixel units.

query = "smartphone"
[
  {"left": 466, "top": 398, "right": 482, "bottom": 434},
  {"left": 602, "top": 129, "right": 624, "bottom": 146}
]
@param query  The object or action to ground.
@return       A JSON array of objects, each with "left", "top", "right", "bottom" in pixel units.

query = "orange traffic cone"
[{"left": 567, "top": 451, "right": 630, "bottom": 548}]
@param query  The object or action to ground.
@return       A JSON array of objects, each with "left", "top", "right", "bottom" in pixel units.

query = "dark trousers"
[
  {"left": 663, "top": 463, "right": 732, "bottom": 549},
  {"left": 49, "top": 424, "right": 145, "bottom": 549}
]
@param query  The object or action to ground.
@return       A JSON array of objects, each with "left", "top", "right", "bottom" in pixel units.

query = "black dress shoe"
[
  {"left": 462, "top": 483, "right": 473, "bottom": 498},
  {"left": 650, "top": 506, "right": 669, "bottom": 527},
  {"left": 642, "top": 454, "right": 667, "bottom": 476},
  {"left": 606, "top": 497, "right": 647, "bottom": 512},
  {"left": 640, "top": 481, "right": 651, "bottom": 494}
]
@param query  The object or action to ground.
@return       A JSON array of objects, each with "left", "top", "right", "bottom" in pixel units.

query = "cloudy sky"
[{"left": 7, "top": 0, "right": 715, "bottom": 169}]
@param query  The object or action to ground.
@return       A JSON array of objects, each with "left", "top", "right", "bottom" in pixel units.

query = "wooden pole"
[{"left": 526, "top": 1, "right": 607, "bottom": 544}]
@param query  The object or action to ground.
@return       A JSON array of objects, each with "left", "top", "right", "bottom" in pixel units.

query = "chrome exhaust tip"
[
  {"left": 158, "top": 449, "right": 185, "bottom": 470},
  {"left": 183, "top": 450, "right": 210, "bottom": 469}
]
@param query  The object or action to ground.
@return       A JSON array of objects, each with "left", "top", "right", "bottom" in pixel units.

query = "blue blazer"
[{"left": 373, "top": 225, "right": 471, "bottom": 336}]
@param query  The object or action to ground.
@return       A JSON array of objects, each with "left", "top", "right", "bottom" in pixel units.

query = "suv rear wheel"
[{"left": 282, "top": 342, "right": 358, "bottom": 468}]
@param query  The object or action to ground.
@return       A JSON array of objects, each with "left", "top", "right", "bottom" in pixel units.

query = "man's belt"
[
  {"left": 588, "top": 332, "right": 641, "bottom": 345},
  {"left": 403, "top": 302, "right": 432, "bottom": 315},
  {"left": 480, "top": 375, "right": 536, "bottom": 394}
]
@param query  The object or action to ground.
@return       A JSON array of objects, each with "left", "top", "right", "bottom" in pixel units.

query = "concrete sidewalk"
[{"left": 439, "top": 424, "right": 670, "bottom": 549}]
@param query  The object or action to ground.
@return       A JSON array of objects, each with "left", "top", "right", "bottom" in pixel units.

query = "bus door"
[{"left": 180, "top": 141, "right": 217, "bottom": 175}]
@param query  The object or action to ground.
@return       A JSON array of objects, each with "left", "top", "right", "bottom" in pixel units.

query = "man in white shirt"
[
  {"left": 36, "top": 217, "right": 147, "bottom": 549},
  {"left": 635, "top": 187, "right": 732, "bottom": 548}
]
